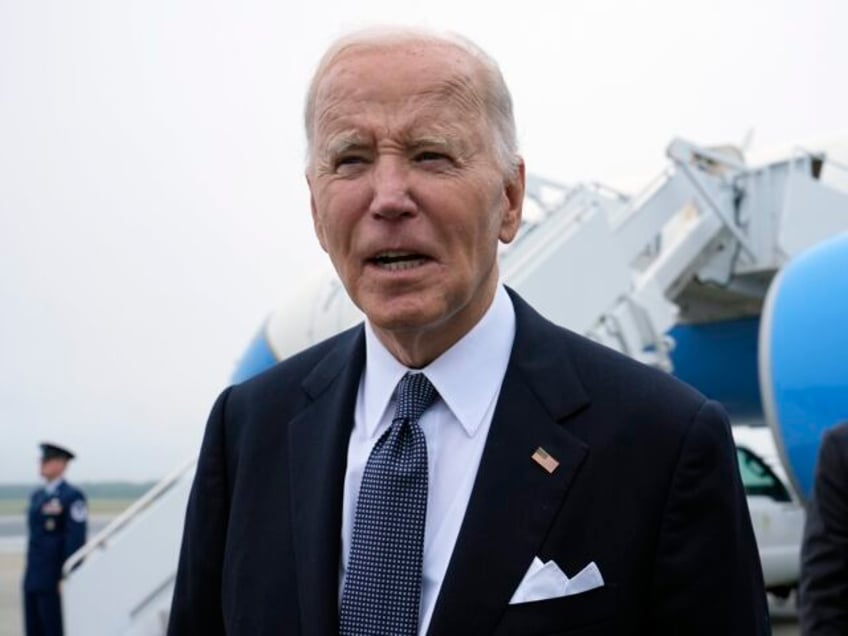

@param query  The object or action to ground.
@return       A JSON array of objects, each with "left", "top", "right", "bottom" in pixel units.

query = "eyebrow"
[
  {"left": 323, "top": 134, "right": 371, "bottom": 158},
  {"left": 319, "top": 124, "right": 470, "bottom": 162},
  {"left": 406, "top": 135, "right": 455, "bottom": 152}
]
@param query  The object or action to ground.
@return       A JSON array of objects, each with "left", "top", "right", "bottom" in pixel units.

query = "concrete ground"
[
  {"left": 0, "top": 549, "right": 23, "bottom": 636},
  {"left": 770, "top": 592, "right": 801, "bottom": 636}
]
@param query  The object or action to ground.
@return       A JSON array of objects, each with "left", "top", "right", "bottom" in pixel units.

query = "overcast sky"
[{"left": 1, "top": 0, "right": 846, "bottom": 484}]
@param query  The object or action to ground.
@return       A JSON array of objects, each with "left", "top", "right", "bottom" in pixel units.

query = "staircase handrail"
[{"left": 63, "top": 456, "right": 196, "bottom": 577}]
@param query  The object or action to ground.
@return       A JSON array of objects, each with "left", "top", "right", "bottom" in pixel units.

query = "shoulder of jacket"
[{"left": 61, "top": 482, "right": 86, "bottom": 500}]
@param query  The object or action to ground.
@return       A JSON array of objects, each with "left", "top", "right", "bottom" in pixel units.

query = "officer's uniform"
[{"left": 23, "top": 444, "right": 87, "bottom": 636}]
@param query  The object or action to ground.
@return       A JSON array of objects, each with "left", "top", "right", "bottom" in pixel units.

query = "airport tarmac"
[
  {"left": 1, "top": 548, "right": 24, "bottom": 636},
  {"left": 0, "top": 515, "right": 112, "bottom": 636},
  {"left": 0, "top": 516, "right": 801, "bottom": 635}
]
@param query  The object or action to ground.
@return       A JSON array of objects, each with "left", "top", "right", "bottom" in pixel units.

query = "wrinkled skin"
[{"left": 306, "top": 41, "right": 524, "bottom": 367}]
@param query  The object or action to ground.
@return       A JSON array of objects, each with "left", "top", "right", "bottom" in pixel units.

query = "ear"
[
  {"left": 306, "top": 173, "right": 328, "bottom": 253},
  {"left": 498, "top": 158, "right": 525, "bottom": 244}
]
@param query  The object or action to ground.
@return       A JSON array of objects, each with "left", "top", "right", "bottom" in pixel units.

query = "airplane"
[{"left": 60, "top": 136, "right": 848, "bottom": 634}]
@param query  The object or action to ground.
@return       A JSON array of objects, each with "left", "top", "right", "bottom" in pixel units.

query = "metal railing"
[{"left": 63, "top": 456, "right": 196, "bottom": 577}]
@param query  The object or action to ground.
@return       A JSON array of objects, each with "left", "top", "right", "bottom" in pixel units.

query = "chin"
[
  {"left": 367, "top": 306, "right": 440, "bottom": 333},
  {"left": 357, "top": 285, "right": 429, "bottom": 317}
]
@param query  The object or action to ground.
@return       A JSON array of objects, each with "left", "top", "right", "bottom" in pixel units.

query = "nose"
[{"left": 368, "top": 156, "right": 417, "bottom": 220}]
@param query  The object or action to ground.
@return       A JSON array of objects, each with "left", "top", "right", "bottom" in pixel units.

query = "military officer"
[{"left": 23, "top": 443, "right": 87, "bottom": 636}]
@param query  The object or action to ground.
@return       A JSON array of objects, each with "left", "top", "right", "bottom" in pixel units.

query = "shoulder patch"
[{"left": 70, "top": 499, "right": 88, "bottom": 523}]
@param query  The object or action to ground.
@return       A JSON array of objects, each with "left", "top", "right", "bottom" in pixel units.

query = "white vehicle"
[{"left": 733, "top": 425, "right": 805, "bottom": 595}]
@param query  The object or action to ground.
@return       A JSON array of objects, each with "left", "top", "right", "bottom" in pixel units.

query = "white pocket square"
[{"left": 509, "top": 557, "right": 604, "bottom": 604}]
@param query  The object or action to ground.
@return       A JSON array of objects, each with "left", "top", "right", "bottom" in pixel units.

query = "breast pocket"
[{"left": 493, "top": 585, "right": 619, "bottom": 636}]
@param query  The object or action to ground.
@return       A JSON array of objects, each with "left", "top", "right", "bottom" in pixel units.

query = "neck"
[{"left": 373, "top": 283, "right": 499, "bottom": 368}]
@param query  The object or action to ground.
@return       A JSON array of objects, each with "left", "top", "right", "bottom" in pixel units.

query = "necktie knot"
[{"left": 393, "top": 372, "right": 437, "bottom": 425}]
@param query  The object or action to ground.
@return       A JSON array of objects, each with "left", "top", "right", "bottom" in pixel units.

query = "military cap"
[{"left": 39, "top": 442, "right": 76, "bottom": 461}]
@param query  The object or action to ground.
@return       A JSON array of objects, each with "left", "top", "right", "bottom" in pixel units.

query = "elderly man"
[{"left": 169, "top": 28, "right": 769, "bottom": 635}]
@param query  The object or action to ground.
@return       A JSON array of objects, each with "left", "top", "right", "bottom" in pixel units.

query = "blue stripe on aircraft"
[{"left": 231, "top": 322, "right": 279, "bottom": 384}]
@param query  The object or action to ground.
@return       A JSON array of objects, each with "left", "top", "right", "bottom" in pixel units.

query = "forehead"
[{"left": 311, "top": 41, "right": 487, "bottom": 138}]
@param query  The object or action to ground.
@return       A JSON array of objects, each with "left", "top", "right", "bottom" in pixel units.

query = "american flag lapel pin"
[{"left": 532, "top": 447, "right": 560, "bottom": 473}]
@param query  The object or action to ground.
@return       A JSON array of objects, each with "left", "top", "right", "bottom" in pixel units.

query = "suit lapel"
[
  {"left": 427, "top": 292, "right": 591, "bottom": 635},
  {"left": 287, "top": 327, "right": 365, "bottom": 636}
]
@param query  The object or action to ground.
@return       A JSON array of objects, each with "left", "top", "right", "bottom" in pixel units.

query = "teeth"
[
  {"left": 378, "top": 258, "right": 427, "bottom": 271},
  {"left": 370, "top": 252, "right": 429, "bottom": 270}
]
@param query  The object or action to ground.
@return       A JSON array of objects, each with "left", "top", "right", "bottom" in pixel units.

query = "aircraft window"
[{"left": 735, "top": 447, "right": 791, "bottom": 503}]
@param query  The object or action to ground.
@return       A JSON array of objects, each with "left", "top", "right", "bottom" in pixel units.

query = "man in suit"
[
  {"left": 169, "top": 27, "right": 769, "bottom": 634},
  {"left": 23, "top": 443, "right": 87, "bottom": 636},
  {"left": 800, "top": 421, "right": 848, "bottom": 633}
]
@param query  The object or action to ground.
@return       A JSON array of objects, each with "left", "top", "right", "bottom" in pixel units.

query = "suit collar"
[
  {"left": 504, "top": 287, "right": 590, "bottom": 420},
  {"left": 288, "top": 326, "right": 365, "bottom": 636},
  {"left": 427, "top": 288, "right": 592, "bottom": 635},
  {"left": 300, "top": 325, "right": 365, "bottom": 400}
]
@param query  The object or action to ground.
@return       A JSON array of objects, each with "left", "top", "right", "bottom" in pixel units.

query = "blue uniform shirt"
[{"left": 23, "top": 480, "right": 87, "bottom": 591}]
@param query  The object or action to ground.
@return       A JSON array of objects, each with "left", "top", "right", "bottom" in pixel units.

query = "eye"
[
  {"left": 336, "top": 155, "right": 367, "bottom": 167},
  {"left": 332, "top": 154, "right": 370, "bottom": 175},
  {"left": 413, "top": 150, "right": 458, "bottom": 172},
  {"left": 414, "top": 151, "right": 450, "bottom": 163}
]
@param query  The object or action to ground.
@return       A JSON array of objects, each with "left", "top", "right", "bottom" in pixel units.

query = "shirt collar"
[
  {"left": 362, "top": 285, "right": 516, "bottom": 439},
  {"left": 44, "top": 478, "right": 64, "bottom": 495}
]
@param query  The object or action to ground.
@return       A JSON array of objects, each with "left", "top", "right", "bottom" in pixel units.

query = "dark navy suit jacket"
[
  {"left": 800, "top": 421, "right": 848, "bottom": 633},
  {"left": 169, "top": 290, "right": 769, "bottom": 634},
  {"left": 24, "top": 480, "right": 87, "bottom": 592}
]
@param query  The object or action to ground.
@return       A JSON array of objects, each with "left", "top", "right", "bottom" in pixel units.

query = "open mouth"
[{"left": 369, "top": 251, "right": 431, "bottom": 271}]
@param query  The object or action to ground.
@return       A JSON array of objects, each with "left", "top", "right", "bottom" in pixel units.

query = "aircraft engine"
[{"left": 759, "top": 231, "right": 848, "bottom": 501}]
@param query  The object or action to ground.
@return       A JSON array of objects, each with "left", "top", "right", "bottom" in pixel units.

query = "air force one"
[{"left": 63, "top": 137, "right": 848, "bottom": 634}]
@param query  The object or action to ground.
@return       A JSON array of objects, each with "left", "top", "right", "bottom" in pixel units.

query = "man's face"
[
  {"left": 306, "top": 42, "right": 523, "bottom": 363},
  {"left": 40, "top": 458, "right": 66, "bottom": 481}
]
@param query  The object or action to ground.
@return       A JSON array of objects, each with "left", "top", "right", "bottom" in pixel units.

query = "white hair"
[{"left": 303, "top": 26, "right": 520, "bottom": 176}]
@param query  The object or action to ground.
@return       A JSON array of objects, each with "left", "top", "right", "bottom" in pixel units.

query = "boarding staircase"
[{"left": 61, "top": 138, "right": 848, "bottom": 635}]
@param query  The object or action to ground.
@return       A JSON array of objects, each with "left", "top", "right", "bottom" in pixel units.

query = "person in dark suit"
[
  {"left": 800, "top": 421, "right": 848, "bottom": 633},
  {"left": 169, "top": 27, "right": 769, "bottom": 635},
  {"left": 23, "top": 443, "right": 87, "bottom": 636}
]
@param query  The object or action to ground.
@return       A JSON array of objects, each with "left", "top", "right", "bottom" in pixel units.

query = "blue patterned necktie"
[{"left": 339, "top": 372, "right": 438, "bottom": 636}]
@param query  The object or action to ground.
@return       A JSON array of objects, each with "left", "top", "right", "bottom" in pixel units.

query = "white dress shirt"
[
  {"left": 44, "top": 478, "right": 63, "bottom": 495},
  {"left": 340, "top": 285, "right": 516, "bottom": 635}
]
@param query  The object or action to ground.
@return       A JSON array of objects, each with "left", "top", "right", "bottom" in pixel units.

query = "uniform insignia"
[
  {"left": 45, "top": 518, "right": 56, "bottom": 531},
  {"left": 41, "top": 498, "right": 63, "bottom": 515},
  {"left": 70, "top": 499, "right": 88, "bottom": 522}
]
